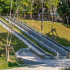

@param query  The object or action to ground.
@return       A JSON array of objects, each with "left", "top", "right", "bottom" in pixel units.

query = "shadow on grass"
[
  {"left": 8, "top": 62, "right": 19, "bottom": 67},
  {"left": 0, "top": 33, "right": 8, "bottom": 56},
  {"left": 61, "top": 22, "right": 70, "bottom": 28},
  {"left": 0, "top": 32, "right": 28, "bottom": 52},
  {"left": 0, "top": 33, "right": 7, "bottom": 44},
  {"left": 54, "top": 21, "right": 70, "bottom": 28},
  {"left": 45, "top": 33, "right": 70, "bottom": 47},
  {"left": 59, "top": 68, "right": 70, "bottom": 70},
  {"left": 0, "top": 32, "right": 28, "bottom": 66}
]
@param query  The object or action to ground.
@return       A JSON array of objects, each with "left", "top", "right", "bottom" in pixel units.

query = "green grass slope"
[{"left": 0, "top": 25, "right": 28, "bottom": 69}]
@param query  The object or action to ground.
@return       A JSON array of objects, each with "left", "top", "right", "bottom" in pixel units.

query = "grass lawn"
[
  {"left": 19, "top": 19, "right": 70, "bottom": 47},
  {"left": 0, "top": 25, "right": 28, "bottom": 69}
]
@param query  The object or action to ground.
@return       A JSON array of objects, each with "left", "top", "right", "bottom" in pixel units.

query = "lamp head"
[{"left": 41, "top": 0, "right": 44, "bottom": 3}]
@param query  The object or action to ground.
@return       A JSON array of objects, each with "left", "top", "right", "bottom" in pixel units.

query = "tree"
[
  {"left": 0, "top": 0, "right": 10, "bottom": 15},
  {"left": 45, "top": 0, "right": 60, "bottom": 21},
  {"left": 57, "top": 0, "right": 70, "bottom": 24},
  {"left": 20, "top": 0, "right": 29, "bottom": 18},
  {"left": 27, "top": 0, "right": 34, "bottom": 19},
  {"left": 33, "top": 3, "right": 41, "bottom": 14},
  {"left": 14, "top": 0, "right": 30, "bottom": 19}
]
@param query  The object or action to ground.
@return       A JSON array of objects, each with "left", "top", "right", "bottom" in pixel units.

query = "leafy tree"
[
  {"left": 57, "top": 0, "right": 70, "bottom": 24},
  {"left": 33, "top": 3, "right": 41, "bottom": 14},
  {"left": 27, "top": 0, "right": 35, "bottom": 19},
  {"left": 12, "top": 0, "right": 29, "bottom": 19},
  {"left": 0, "top": 0, "right": 10, "bottom": 14},
  {"left": 0, "top": 0, "right": 30, "bottom": 17},
  {"left": 20, "top": 0, "right": 30, "bottom": 14},
  {"left": 45, "top": 0, "right": 60, "bottom": 21}
]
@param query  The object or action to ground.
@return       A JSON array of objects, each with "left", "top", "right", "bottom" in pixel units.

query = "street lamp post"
[{"left": 41, "top": 0, "right": 44, "bottom": 31}]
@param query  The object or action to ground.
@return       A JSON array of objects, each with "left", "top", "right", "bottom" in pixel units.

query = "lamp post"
[{"left": 41, "top": 0, "right": 44, "bottom": 31}]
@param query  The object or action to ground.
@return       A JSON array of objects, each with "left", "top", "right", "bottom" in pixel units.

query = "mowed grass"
[
  {"left": 19, "top": 19, "right": 70, "bottom": 47},
  {"left": 0, "top": 25, "right": 28, "bottom": 69}
]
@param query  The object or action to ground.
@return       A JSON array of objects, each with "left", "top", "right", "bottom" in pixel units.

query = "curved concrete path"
[
  {"left": 5, "top": 65, "right": 63, "bottom": 70},
  {"left": 15, "top": 48, "right": 70, "bottom": 66},
  {"left": 5, "top": 48, "right": 70, "bottom": 70}
]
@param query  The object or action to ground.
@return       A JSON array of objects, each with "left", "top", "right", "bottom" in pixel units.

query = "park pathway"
[
  {"left": 15, "top": 48, "right": 70, "bottom": 66},
  {"left": 5, "top": 64, "right": 70, "bottom": 70},
  {"left": 5, "top": 65, "right": 63, "bottom": 70},
  {"left": 5, "top": 48, "right": 70, "bottom": 70}
]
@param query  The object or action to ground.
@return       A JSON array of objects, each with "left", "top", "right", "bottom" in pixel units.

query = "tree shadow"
[
  {"left": 0, "top": 32, "right": 28, "bottom": 51},
  {"left": 59, "top": 67, "right": 70, "bottom": 70},
  {"left": 62, "top": 23, "right": 70, "bottom": 28},
  {"left": 54, "top": 20, "right": 70, "bottom": 28},
  {"left": 26, "top": 62, "right": 70, "bottom": 68},
  {"left": 8, "top": 61, "right": 19, "bottom": 67},
  {"left": 58, "top": 22, "right": 70, "bottom": 28},
  {"left": 0, "top": 33, "right": 15, "bottom": 56},
  {"left": 0, "top": 32, "right": 28, "bottom": 64},
  {"left": 0, "top": 33, "right": 7, "bottom": 44},
  {"left": 11, "top": 35, "right": 28, "bottom": 52},
  {"left": 0, "top": 33, "right": 8, "bottom": 56}
]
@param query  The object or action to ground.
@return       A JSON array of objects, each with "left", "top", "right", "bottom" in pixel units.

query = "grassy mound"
[{"left": 0, "top": 25, "right": 28, "bottom": 69}]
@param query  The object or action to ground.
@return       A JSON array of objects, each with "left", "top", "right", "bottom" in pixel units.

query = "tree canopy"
[
  {"left": 57, "top": 0, "right": 70, "bottom": 24},
  {"left": 0, "top": 0, "right": 70, "bottom": 24}
]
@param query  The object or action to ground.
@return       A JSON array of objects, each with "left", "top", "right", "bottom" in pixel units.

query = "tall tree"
[
  {"left": 27, "top": 0, "right": 34, "bottom": 19},
  {"left": 45, "top": 0, "right": 60, "bottom": 21},
  {"left": 57, "top": 0, "right": 70, "bottom": 24},
  {"left": 20, "top": 0, "right": 29, "bottom": 18},
  {"left": 0, "top": 0, "right": 10, "bottom": 14}
]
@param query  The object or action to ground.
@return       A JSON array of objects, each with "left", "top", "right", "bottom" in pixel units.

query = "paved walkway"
[
  {"left": 15, "top": 48, "right": 70, "bottom": 66},
  {"left": 5, "top": 65, "right": 64, "bottom": 70},
  {"left": 5, "top": 48, "right": 70, "bottom": 70}
]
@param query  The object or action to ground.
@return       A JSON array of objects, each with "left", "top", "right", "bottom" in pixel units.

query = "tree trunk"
[
  {"left": 17, "top": 6, "right": 19, "bottom": 20},
  {"left": 24, "top": 13, "right": 26, "bottom": 19},
  {"left": 7, "top": 47, "right": 9, "bottom": 62},
  {"left": 30, "top": 3, "right": 33, "bottom": 19}
]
